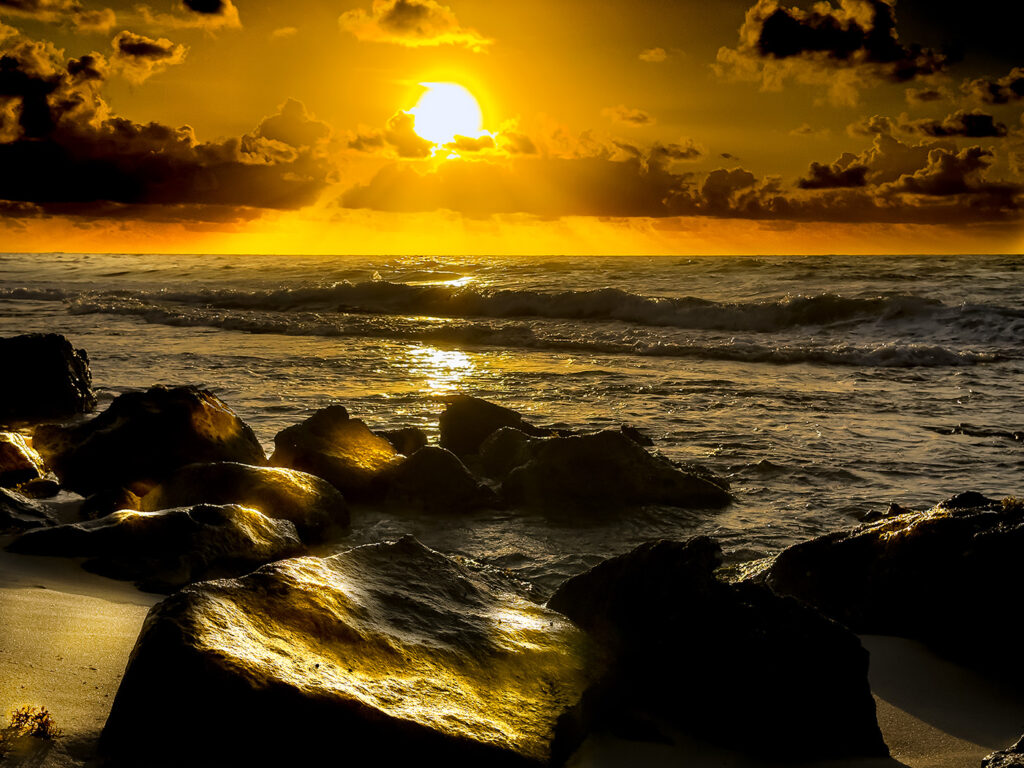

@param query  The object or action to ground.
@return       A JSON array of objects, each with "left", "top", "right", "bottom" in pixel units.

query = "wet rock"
[
  {"left": 547, "top": 537, "right": 886, "bottom": 760},
  {"left": 618, "top": 424, "right": 653, "bottom": 446},
  {"left": 270, "top": 405, "right": 404, "bottom": 499},
  {"left": 101, "top": 536, "right": 597, "bottom": 768},
  {"left": 80, "top": 487, "right": 142, "bottom": 520},
  {"left": 984, "top": 736, "right": 1024, "bottom": 768},
  {"left": 7, "top": 504, "right": 302, "bottom": 592},
  {"left": 377, "top": 426, "right": 428, "bottom": 456},
  {"left": 139, "top": 462, "right": 348, "bottom": 541},
  {"left": 439, "top": 396, "right": 552, "bottom": 458},
  {"left": 0, "top": 432, "right": 45, "bottom": 487},
  {"left": 478, "top": 427, "right": 540, "bottom": 481},
  {"left": 0, "top": 487, "right": 56, "bottom": 532},
  {"left": 502, "top": 430, "right": 731, "bottom": 509},
  {"left": 33, "top": 385, "right": 266, "bottom": 496},
  {"left": 860, "top": 501, "right": 914, "bottom": 524},
  {"left": 15, "top": 475, "right": 61, "bottom": 499},
  {"left": 755, "top": 492, "right": 1024, "bottom": 675},
  {"left": 0, "top": 333, "right": 96, "bottom": 424},
  {"left": 386, "top": 446, "right": 499, "bottom": 513}
]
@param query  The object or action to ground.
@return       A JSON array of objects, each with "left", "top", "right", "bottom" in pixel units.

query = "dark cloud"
[
  {"left": 0, "top": 29, "right": 331, "bottom": 219},
  {"left": 961, "top": 67, "right": 1024, "bottom": 105},
  {"left": 348, "top": 110, "right": 434, "bottom": 158},
  {"left": 339, "top": 0, "right": 491, "bottom": 51},
  {"left": 901, "top": 109, "right": 1007, "bottom": 138},
  {"left": 0, "top": 0, "right": 115, "bottom": 32},
  {"left": 496, "top": 130, "right": 536, "bottom": 155},
  {"left": 182, "top": 0, "right": 225, "bottom": 14},
  {"left": 110, "top": 30, "right": 186, "bottom": 84},
  {"left": 798, "top": 155, "right": 869, "bottom": 188},
  {"left": 905, "top": 86, "right": 947, "bottom": 105},
  {"left": 601, "top": 104, "right": 655, "bottom": 126},
  {"left": 257, "top": 97, "right": 330, "bottom": 148},
  {"left": 847, "top": 114, "right": 896, "bottom": 136},
  {"left": 444, "top": 134, "right": 494, "bottom": 152},
  {"left": 136, "top": 0, "right": 240, "bottom": 30}
]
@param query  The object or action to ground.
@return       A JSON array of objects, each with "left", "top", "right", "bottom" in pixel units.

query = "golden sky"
[{"left": 1, "top": 0, "right": 1022, "bottom": 254}]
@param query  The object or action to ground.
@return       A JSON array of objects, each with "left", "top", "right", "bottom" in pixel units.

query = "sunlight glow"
[{"left": 410, "top": 82, "right": 484, "bottom": 145}]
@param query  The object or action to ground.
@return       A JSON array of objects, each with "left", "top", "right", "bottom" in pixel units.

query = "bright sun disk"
[{"left": 410, "top": 82, "right": 484, "bottom": 146}]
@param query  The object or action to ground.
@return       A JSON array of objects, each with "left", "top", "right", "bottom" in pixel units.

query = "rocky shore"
[{"left": 1, "top": 332, "right": 1022, "bottom": 768}]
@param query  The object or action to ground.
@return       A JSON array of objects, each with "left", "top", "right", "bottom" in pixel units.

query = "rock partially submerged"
[
  {"left": 33, "top": 385, "right": 266, "bottom": 495},
  {"left": 439, "top": 396, "right": 552, "bottom": 458},
  {"left": 502, "top": 430, "right": 730, "bottom": 509},
  {"left": 101, "top": 536, "right": 597, "bottom": 767},
  {"left": 386, "top": 446, "right": 498, "bottom": 513},
  {"left": 0, "top": 487, "right": 56, "bottom": 533},
  {"left": 984, "top": 736, "right": 1024, "bottom": 768},
  {"left": 270, "top": 405, "right": 404, "bottom": 499},
  {"left": 377, "top": 426, "right": 428, "bottom": 456},
  {"left": 547, "top": 537, "right": 886, "bottom": 760},
  {"left": 7, "top": 504, "right": 302, "bottom": 592},
  {"left": 753, "top": 492, "right": 1024, "bottom": 674},
  {"left": 0, "top": 431, "right": 45, "bottom": 487},
  {"left": 139, "top": 462, "right": 348, "bottom": 541},
  {"left": 0, "top": 333, "right": 96, "bottom": 424}
]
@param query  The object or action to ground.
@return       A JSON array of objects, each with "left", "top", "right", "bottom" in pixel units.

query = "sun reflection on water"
[{"left": 406, "top": 345, "right": 475, "bottom": 394}]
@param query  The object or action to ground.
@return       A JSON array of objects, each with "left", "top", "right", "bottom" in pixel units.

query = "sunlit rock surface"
[
  {"left": 984, "top": 736, "right": 1024, "bottom": 768},
  {"left": 0, "top": 487, "right": 55, "bottom": 532},
  {"left": 439, "top": 396, "right": 552, "bottom": 458},
  {"left": 386, "top": 446, "right": 499, "bottom": 513},
  {"left": 139, "top": 461, "right": 348, "bottom": 541},
  {"left": 547, "top": 537, "right": 886, "bottom": 760},
  {"left": 270, "top": 405, "right": 404, "bottom": 499},
  {"left": 754, "top": 492, "right": 1024, "bottom": 675},
  {"left": 377, "top": 426, "right": 428, "bottom": 455},
  {"left": 7, "top": 503, "right": 302, "bottom": 592},
  {"left": 0, "top": 333, "right": 96, "bottom": 424},
  {"left": 80, "top": 486, "right": 142, "bottom": 520},
  {"left": 0, "top": 431, "right": 45, "bottom": 487},
  {"left": 101, "top": 536, "right": 597, "bottom": 767},
  {"left": 502, "top": 430, "right": 731, "bottom": 509},
  {"left": 33, "top": 385, "right": 266, "bottom": 495}
]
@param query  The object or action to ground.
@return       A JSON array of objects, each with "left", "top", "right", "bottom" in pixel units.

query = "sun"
[{"left": 410, "top": 82, "right": 484, "bottom": 145}]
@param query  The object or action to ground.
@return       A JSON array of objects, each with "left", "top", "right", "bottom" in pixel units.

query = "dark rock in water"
[
  {"left": 984, "top": 736, "right": 1024, "bottom": 768},
  {"left": 7, "top": 503, "right": 302, "bottom": 592},
  {"left": 860, "top": 501, "right": 914, "bottom": 524},
  {"left": 270, "top": 405, "right": 404, "bottom": 499},
  {"left": 377, "top": 426, "right": 428, "bottom": 456},
  {"left": 0, "top": 431, "right": 46, "bottom": 487},
  {"left": 502, "top": 430, "right": 731, "bottom": 509},
  {"left": 0, "top": 333, "right": 96, "bottom": 424},
  {"left": 33, "top": 385, "right": 266, "bottom": 495},
  {"left": 101, "top": 536, "right": 597, "bottom": 768},
  {"left": 139, "top": 462, "right": 348, "bottom": 541},
  {"left": 547, "top": 537, "right": 886, "bottom": 761},
  {"left": 386, "top": 446, "right": 499, "bottom": 513},
  {"left": 80, "top": 487, "right": 143, "bottom": 520},
  {"left": 755, "top": 492, "right": 1024, "bottom": 676},
  {"left": 439, "top": 396, "right": 552, "bottom": 458},
  {"left": 0, "top": 487, "right": 56, "bottom": 532},
  {"left": 618, "top": 424, "right": 654, "bottom": 446},
  {"left": 478, "top": 427, "right": 540, "bottom": 481}
]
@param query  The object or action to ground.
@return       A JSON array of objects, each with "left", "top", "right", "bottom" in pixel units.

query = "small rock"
[
  {"left": 0, "top": 333, "right": 96, "bottom": 424},
  {"left": 377, "top": 427, "right": 428, "bottom": 456},
  {"left": 439, "top": 396, "right": 551, "bottom": 458},
  {"left": 386, "top": 446, "right": 498, "bottom": 513},
  {"left": 0, "top": 432, "right": 46, "bottom": 487},
  {"left": 80, "top": 487, "right": 143, "bottom": 520},
  {"left": 0, "top": 487, "right": 56, "bottom": 532}
]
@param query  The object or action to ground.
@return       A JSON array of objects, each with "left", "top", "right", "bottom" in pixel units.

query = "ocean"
[{"left": 2, "top": 251, "right": 1022, "bottom": 594}]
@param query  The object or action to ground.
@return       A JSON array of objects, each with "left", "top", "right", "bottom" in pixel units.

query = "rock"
[
  {"left": 860, "top": 501, "right": 914, "bottom": 524},
  {"left": 139, "top": 462, "right": 348, "bottom": 541},
  {"left": 984, "top": 736, "right": 1024, "bottom": 768},
  {"left": 32, "top": 385, "right": 266, "bottom": 495},
  {"left": 270, "top": 406, "right": 404, "bottom": 499},
  {"left": 0, "top": 432, "right": 45, "bottom": 487},
  {"left": 0, "top": 487, "right": 56, "bottom": 532},
  {"left": 377, "top": 426, "right": 428, "bottom": 456},
  {"left": 547, "top": 537, "right": 886, "bottom": 760},
  {"left": 15, "top": 475, "right": 61, "bottom": 499},
  {"left": 618, "top": 424, "right": 654, "bottom": 446},
  {"left": 478, "top": 427, "right": 540, "bottom": 481},
  {"left": 439, "top": 396, "right": 552, "bottom": 458},
  {"left": 7, "top": 504, "right": 302, "bottom": 592},
  {"left": 502, "top": 430, "right": 731, "bottom": 509},
  {"left": 386, "top": 446, "right": 499, "bottom": 513},
  {"left": 80, "top": 487, "right": 142, "bottom": 520},
  {"left": 755, "top": 492, "right": 1024, "bottom": 676},
  {"left": 101, "top": 536, "right": 597, "bottom": 767},
  {"left": 0, "top": 333, "right": 95, "bottom": 424}
]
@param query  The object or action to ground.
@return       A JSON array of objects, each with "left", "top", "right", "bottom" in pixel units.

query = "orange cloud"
[{"left": 339, "top": 0, "right": 491, "bottom": 51}]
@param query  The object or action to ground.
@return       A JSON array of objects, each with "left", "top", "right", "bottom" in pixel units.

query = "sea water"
[{"left": 2, "top": 252, "right": 1021, "bottom": 594}]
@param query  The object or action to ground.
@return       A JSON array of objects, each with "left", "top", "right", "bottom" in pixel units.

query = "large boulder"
[
  {"left": 270, "top": 405, "right": 404, "bottom": 499},
  {"left": 753, "top": 492, "right": 1024, "bottom": 675},
  {"left": 984, "top": 736, "right": 1024, "bottom": 768},
  {"left": 546, "top": 537, "right": 886, "bottom": 761},
  {"left": 33, "top": 385, "right": 266, "bottom": 495},
  {"left": 478, "top": 427, "right": 540, "bottom": 481},
  {"left": 502, "top": 430, "right": 730, "bottom": 509},
  {"left": 439, "top": 396, "right": 552, "bottom": 458},
  {"left": 0, "top": 487, "right": 56, "bottom": 533},
  {"left": 101, "top": 536, "right": 597, "bottom": 767},
  {"left": 139, "top": 462, "right": 348, "bottom": 541},
  {"left": 377, "top": 426, "right": 428, "bottom": 456},
  {"left": 0, "top": 431, "right": 45, "bottom": 487},
  {"left": 0, "top": 333, "right": 95, "bottom": 424},
  {"left": 385, "top": 446, "right": 499, "bottom": 513},
  {"left": 7, "top": 504, "right": 302, "bottom": 592}
]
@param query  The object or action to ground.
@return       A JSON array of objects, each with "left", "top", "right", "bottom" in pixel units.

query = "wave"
[{"left": 65, "top": 298, "right": 999, "bottom": 368}]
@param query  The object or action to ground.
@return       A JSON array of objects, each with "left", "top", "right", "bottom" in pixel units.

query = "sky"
[{"left": 1, "top": 0, "right": 1022, "bottom": 254}]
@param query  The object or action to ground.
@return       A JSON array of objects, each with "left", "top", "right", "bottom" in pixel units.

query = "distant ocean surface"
[{"left": 2, "top": 252, "right": 1022, "bottom": 593}]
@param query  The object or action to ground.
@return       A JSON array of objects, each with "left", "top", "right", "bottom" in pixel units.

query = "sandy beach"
[{"left": 2, "top": 542, "right": 1020, "bottom": 768}]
